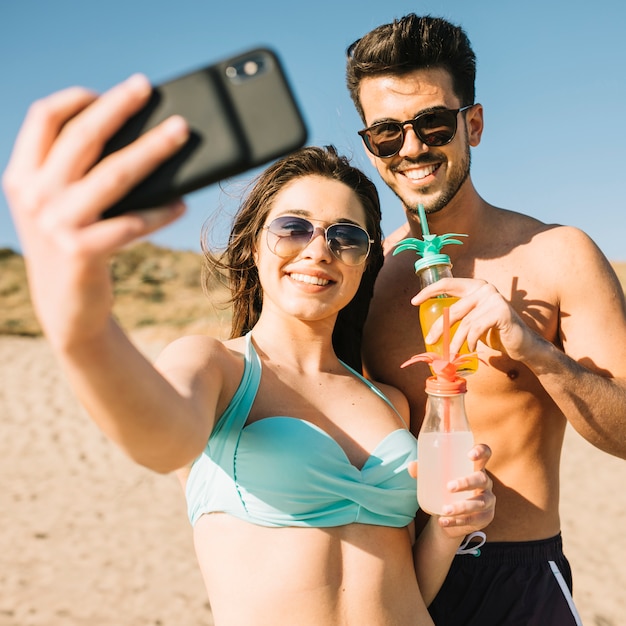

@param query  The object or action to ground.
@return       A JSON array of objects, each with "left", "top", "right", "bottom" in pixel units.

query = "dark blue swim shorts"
[{"left": 428, "top": 534, "right": 582, "bottom": 626}]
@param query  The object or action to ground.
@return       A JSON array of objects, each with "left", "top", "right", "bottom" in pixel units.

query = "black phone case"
[{"left": 100, "top": 48, "right": 307, "bottom": 218}]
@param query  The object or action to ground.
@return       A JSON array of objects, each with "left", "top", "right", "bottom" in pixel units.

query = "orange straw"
[
  {"left": 443, "top": 307, "right": 450, "bottom": 362},
  {"left": 443, "top": 307, "right": 451, "bottom": 432}
]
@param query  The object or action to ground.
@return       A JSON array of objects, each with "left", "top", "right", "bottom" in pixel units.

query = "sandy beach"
[{"left": 1, "top": 333, "right": 625, "bottom": 626}]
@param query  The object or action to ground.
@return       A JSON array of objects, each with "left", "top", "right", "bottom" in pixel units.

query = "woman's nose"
[{"left": 302, "top": 227, "right": 332, "bottom": 261}]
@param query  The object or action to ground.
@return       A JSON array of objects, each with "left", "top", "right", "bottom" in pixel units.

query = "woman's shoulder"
[
  {"left": 154, "top": 333, "right": 246, "bottom": 385},
  {"left": 369, "top": 378, "right": 411, "bottom": 428},
  {"left": 155, "top": 334, "right": 248, "bottom": 431},
  {"left": 157, "top": 333, "right": 231, "bottom": 361}
]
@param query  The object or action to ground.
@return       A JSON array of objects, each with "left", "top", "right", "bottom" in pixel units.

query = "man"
[{"left": 346, "top": 14, "right": 626, "bottom": 625}]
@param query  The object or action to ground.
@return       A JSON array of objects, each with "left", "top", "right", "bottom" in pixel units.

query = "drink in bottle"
[{"left": 417, "top": 376, "right": 474, "bottom": 515}]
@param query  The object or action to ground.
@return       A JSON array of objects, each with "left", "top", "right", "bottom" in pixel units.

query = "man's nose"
[{"left": 397, "top": 124, "right": 430, "bottom": 157}]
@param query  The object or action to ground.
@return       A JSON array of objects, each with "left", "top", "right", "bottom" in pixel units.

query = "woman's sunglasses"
[
  {"left": 358, "top": 106, "right": 474, "bottom": 158},
  {"left": 263, "top": 216, "right": 373, "bottom": 266}
]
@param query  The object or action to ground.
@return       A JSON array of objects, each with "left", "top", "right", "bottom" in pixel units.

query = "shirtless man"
[{"left": 346, "top": 13, "right": 626, "bottom": 625}]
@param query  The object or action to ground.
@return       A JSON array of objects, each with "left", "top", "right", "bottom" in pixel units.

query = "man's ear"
[{"left": 467, "top": 104, "right": 484, "bottom": 147}]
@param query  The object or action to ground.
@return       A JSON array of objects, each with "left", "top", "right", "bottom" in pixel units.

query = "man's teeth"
[
  {"left": 290, "top": 273, "right": 330, "bottom": 286},
  {"left": 405, "top": 164, "right": 438, "bottom": 180}
]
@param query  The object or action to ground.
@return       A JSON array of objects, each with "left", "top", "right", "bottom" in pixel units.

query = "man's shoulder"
[
  {"left": 494, "top": 209, "right": 602, "bottom": 258},
  {"left": 480, "top": 206, "right": 594, "bottom": 256},
  {"left": 487, "top": 205, "right": 553, "bottom": 232}
]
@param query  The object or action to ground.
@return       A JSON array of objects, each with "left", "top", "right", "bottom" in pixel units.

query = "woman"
[{"left": 3, "top": 75, "right": 494, "bottom": 625}]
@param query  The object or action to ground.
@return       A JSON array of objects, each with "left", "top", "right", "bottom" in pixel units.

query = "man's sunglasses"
[
  {"left": 263, "top": 216, "right": 373, "bottom": 266},
  {"left": 358, "top": 106, "right": 474, "bottom": 158}
]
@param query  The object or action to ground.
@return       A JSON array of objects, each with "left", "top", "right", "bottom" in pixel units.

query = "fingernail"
[
  {"left": 126, "top": 73, "right": 151, "bottom": 94},
  {"left": 163, "top": 115, "right": 190, "bottom": 144},
  {"left": 447, "top": 480, "right": 458, "bottom": 492},
  {"left": 442, "top": 506, "right": 454, "bottom": 516}
]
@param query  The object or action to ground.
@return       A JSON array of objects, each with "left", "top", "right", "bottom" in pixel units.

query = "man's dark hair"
[{"left": 346, "top": 14, "right": 476, "bottom": 121}]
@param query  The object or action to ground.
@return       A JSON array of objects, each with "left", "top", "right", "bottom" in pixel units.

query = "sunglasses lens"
[
  {"left": 416, "top": 110, "right": 458, "bottom": 146},
  {"left": 327, "top": 223, "right": 371, "bottom": 265},
  {"left": 363, "top": 122, "right": 404, "bottom": 158},
  {"left": 267, "top": 216, "right": 314, "bottom": 256}
]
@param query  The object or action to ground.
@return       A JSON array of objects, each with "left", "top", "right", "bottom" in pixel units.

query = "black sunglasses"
[
  {"left": 263, "top": 216, "right": 373, "bottom": 266},
  {"left": 358, "top": 106, "right": 474, "bottom": 158}
]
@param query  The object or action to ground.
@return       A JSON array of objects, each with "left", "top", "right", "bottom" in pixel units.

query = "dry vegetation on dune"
[
  {"left": 1, "top": 244, "right": 625, "bottom": 338},
  {"left": 0, "top": 242, "right": 232, "bottom": 338},
  {"left": 612, "top": 262, "right": 626, "bottom": 293}
]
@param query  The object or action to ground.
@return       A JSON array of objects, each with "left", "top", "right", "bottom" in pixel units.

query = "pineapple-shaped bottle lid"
[{"left": 392, "top": 203, "right": 467, "bottom": 273}]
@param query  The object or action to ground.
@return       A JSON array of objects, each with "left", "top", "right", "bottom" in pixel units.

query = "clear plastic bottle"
[
  {"left": 393, "top": 204, "right": 477, "bottom": 375},
  {"left": 414, "top": 254, "right": 478, "bottom": 375},
  {"left": 417, "top": 376, "right": 474, "bottom": 515}
]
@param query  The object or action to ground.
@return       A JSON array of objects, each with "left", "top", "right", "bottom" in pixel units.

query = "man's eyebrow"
[{"left": 368, "top": 105, "right": 451, "bottom": 126}]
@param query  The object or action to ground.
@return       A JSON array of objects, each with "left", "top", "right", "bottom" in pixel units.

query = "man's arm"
[
  {"left": 525, "top": 227, "right": 626, "bottom": 457},
  {"left": 414, "top": 226, "right": 626, "bottom": 459}
]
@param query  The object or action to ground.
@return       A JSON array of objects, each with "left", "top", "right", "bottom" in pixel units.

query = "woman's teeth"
[{"left": 290, "top": 273, "right": 330, "bottom": 286}]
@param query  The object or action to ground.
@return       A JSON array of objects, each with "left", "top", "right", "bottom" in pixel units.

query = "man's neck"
[{"left": 401, "top": 181, "right": 492, "bottom": 262}]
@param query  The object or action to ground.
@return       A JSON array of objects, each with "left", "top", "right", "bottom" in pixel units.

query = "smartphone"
[{"left": 99, "top": 47, "right": 308, "bottom": 219}]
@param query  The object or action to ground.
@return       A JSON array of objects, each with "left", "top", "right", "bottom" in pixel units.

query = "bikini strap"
[
  {"left": 208, "top": 332, "right": 262, "bottom": 446},
  {"left": 340, "top": 360, "right": 409, "bottom": 429}
]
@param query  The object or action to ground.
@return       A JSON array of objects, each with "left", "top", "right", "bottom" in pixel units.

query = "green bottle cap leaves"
[{"left": 392, "top": 203, "right": 467, "bottom": 273}]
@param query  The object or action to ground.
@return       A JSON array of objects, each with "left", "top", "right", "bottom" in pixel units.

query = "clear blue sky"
[{"left": 2, "top": 0, "right": 625, "bottom": 260}]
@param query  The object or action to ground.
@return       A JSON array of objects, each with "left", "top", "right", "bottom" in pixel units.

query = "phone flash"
[{"left": 243, "top": 60, "right": 259, "bottom": 76}]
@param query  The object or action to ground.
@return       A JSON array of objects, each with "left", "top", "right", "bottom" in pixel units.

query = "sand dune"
[{"left": 1, "top": 333, "right": 625, "bottom": 626}]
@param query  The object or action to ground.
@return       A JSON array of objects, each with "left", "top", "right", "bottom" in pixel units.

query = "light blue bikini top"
[{"left": 186, "top": 333, "right": 419, "bottom": 528}]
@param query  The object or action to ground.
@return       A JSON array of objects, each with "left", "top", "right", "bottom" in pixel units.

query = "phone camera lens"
[{"left": 243, "top": 60, "right": 259, "bottom": 76}]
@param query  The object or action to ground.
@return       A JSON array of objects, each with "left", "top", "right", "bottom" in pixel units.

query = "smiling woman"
[{"left": 169, "top": 147, "right": 491, "bottom": 625}]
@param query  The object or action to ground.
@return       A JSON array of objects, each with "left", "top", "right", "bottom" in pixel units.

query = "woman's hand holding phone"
[
  {"left": 3, "top": 47, "right": 306, "bottom": 348},
  {"left": 2, "top": 74, "right": 190, "bottom": 348}
]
